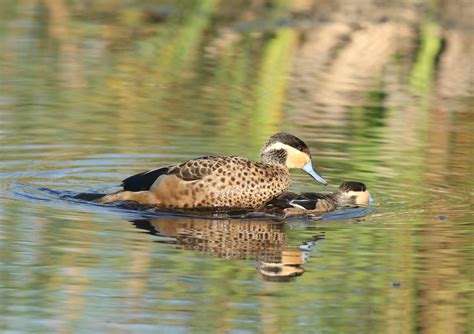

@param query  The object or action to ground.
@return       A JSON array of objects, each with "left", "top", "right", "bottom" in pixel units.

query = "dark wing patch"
[
  {"left": 289, "top": 198, "right": 317, "bottom": 210},
  {"left": 267, "top": 192, "right": 331, "bottom": 210},
  {"left": 266, "top": 192, "right": 299, "bottom": 209},
  {"left": 290, "top": 193, "right": 336, "bottom": 210},
  {"left": 122, "top": 167, "right": 169, "bottom": 191},
  {"left": 289, "top": 193, "right": 328, "bottom": 210}
]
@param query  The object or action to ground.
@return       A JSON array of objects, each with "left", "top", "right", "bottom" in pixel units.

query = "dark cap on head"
[
  {"left": 262, "top": 132, "right": 311, "bottom": 155},
  {"left": 338, "top": 181, "right": 367, "bottom": 192}
]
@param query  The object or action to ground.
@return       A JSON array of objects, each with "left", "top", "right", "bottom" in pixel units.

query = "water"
[{"left": 1, "top": 1, "right": 473, "bottom": 333}]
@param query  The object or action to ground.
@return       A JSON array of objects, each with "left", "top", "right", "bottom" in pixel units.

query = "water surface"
[{"left": 0, "top": 1, "right": 472, "bottom": 333}]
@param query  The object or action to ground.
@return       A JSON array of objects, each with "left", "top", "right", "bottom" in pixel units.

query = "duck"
[
  {"left": 261, "top": 181, "right": 373, "bottom": 218},
  {"left": 97, "top": 132, "right": 327, "bottom": 209}
]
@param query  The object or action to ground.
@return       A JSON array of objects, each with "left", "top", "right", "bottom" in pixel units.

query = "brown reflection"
[
  {"left": 133, "top": 217, "right": 323, "bottom": 282},
  {"left": 257, "top": 250, "right": 306, "bottom": 282},
  {"left": 416, "top": 216, "right": 472, "bottom": 334},
  {"left": 416, "top": 45, "right": 473, "bottom": 333},
  {"left": 43, "top": 0, "right": 86, "bottom": 88},
  {"left": 287, "top": 2, "right": 416, "bottom": 130}
]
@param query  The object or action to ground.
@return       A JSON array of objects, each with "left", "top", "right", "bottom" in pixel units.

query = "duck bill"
[
  {"left": 368, "top": 193, "right": 374, "bottom": 204},
  {"left": 302, "top": 161, "right": 327, "bottom": 185}
]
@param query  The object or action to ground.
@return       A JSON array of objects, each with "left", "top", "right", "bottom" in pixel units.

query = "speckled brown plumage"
[{"left": 99, "top": 156, "right": 291, "bottom": 208}]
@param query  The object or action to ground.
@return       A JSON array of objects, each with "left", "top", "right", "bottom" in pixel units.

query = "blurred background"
[{"left": 0, "top": 0, "right": 472, "bottom": 333}]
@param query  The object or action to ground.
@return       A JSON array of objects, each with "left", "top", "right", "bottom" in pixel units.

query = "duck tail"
[{"left": 122, "top": 167, "right": 169, "bottom": 191}]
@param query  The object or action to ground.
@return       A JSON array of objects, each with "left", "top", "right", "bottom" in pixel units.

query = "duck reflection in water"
[{"left": 132, "top": 217, "right": 324, "bottom": 282}]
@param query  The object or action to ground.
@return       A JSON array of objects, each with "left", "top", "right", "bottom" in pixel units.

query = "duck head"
[
  {"left": 336, "top": 181, "right": 373, "bottom": 206},
  {"left": 260, "top": 132, "right": 327, "bottom": 185}
]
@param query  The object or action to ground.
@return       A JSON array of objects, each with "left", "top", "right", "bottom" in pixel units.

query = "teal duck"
[
  {"left": 98, "top": 133, "right": 327, "bottom": 209},
  {"left": 263, "top": 181, "right": 373, "bottom": 218}
]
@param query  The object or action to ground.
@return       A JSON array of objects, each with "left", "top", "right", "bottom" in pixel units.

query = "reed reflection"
[{"left": 132, "top": 217, "right": 324, "bottom": 282}]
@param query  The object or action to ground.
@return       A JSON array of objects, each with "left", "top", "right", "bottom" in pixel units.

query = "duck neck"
[
  {"left": 260, "top": 149, "right": 287, "bottom": 167},
  {"left": 332, "top": 191, "right": 356, "bottom": 207}
]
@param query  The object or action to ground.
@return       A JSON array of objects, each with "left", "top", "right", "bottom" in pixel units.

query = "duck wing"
[
  {"left": 122, "top": 156, "right": 227, "bottom": 192},
  {"left": 266, "top": 192, "right": 300, "bottom": 209},
  {"left": 122, "top": 167, "right": 170, "bottom": 191},
  {"left": 167, "top": 156, "right": 227, "bottom": 181},
  {"left": 266, "top": 192, "right": 333, "bottom": 211},
  {"left": 288, "top": 198, "right": 318, "bottom": 210},
  {"left": 297, "top": 193, "right": 339, "bottom": 211},
  {"left": 289, "top": 193, "right": 333, "bottom": 210}
]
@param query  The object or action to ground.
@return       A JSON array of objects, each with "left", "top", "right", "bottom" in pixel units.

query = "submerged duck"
[
  {"left": 262, "top": 181, "right": 373, "bottom": 218},
  {"left": 98, "top": 133, "right": 327, "bottom": 209}
]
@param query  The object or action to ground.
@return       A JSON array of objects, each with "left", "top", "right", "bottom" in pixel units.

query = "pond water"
[{"left": 0, "top": 1, "right": 472, "bottom": 333}]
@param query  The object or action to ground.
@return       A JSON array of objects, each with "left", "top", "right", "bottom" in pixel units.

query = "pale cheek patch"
[
  {"left": 287, "top": 151, "right": 310, "bottom": 169},
  {"left": 265, "top": 142, "right": 310, "bottom": 168},
  {"left": 346, "top": 190, "right": 370, "bottom": 205}
]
